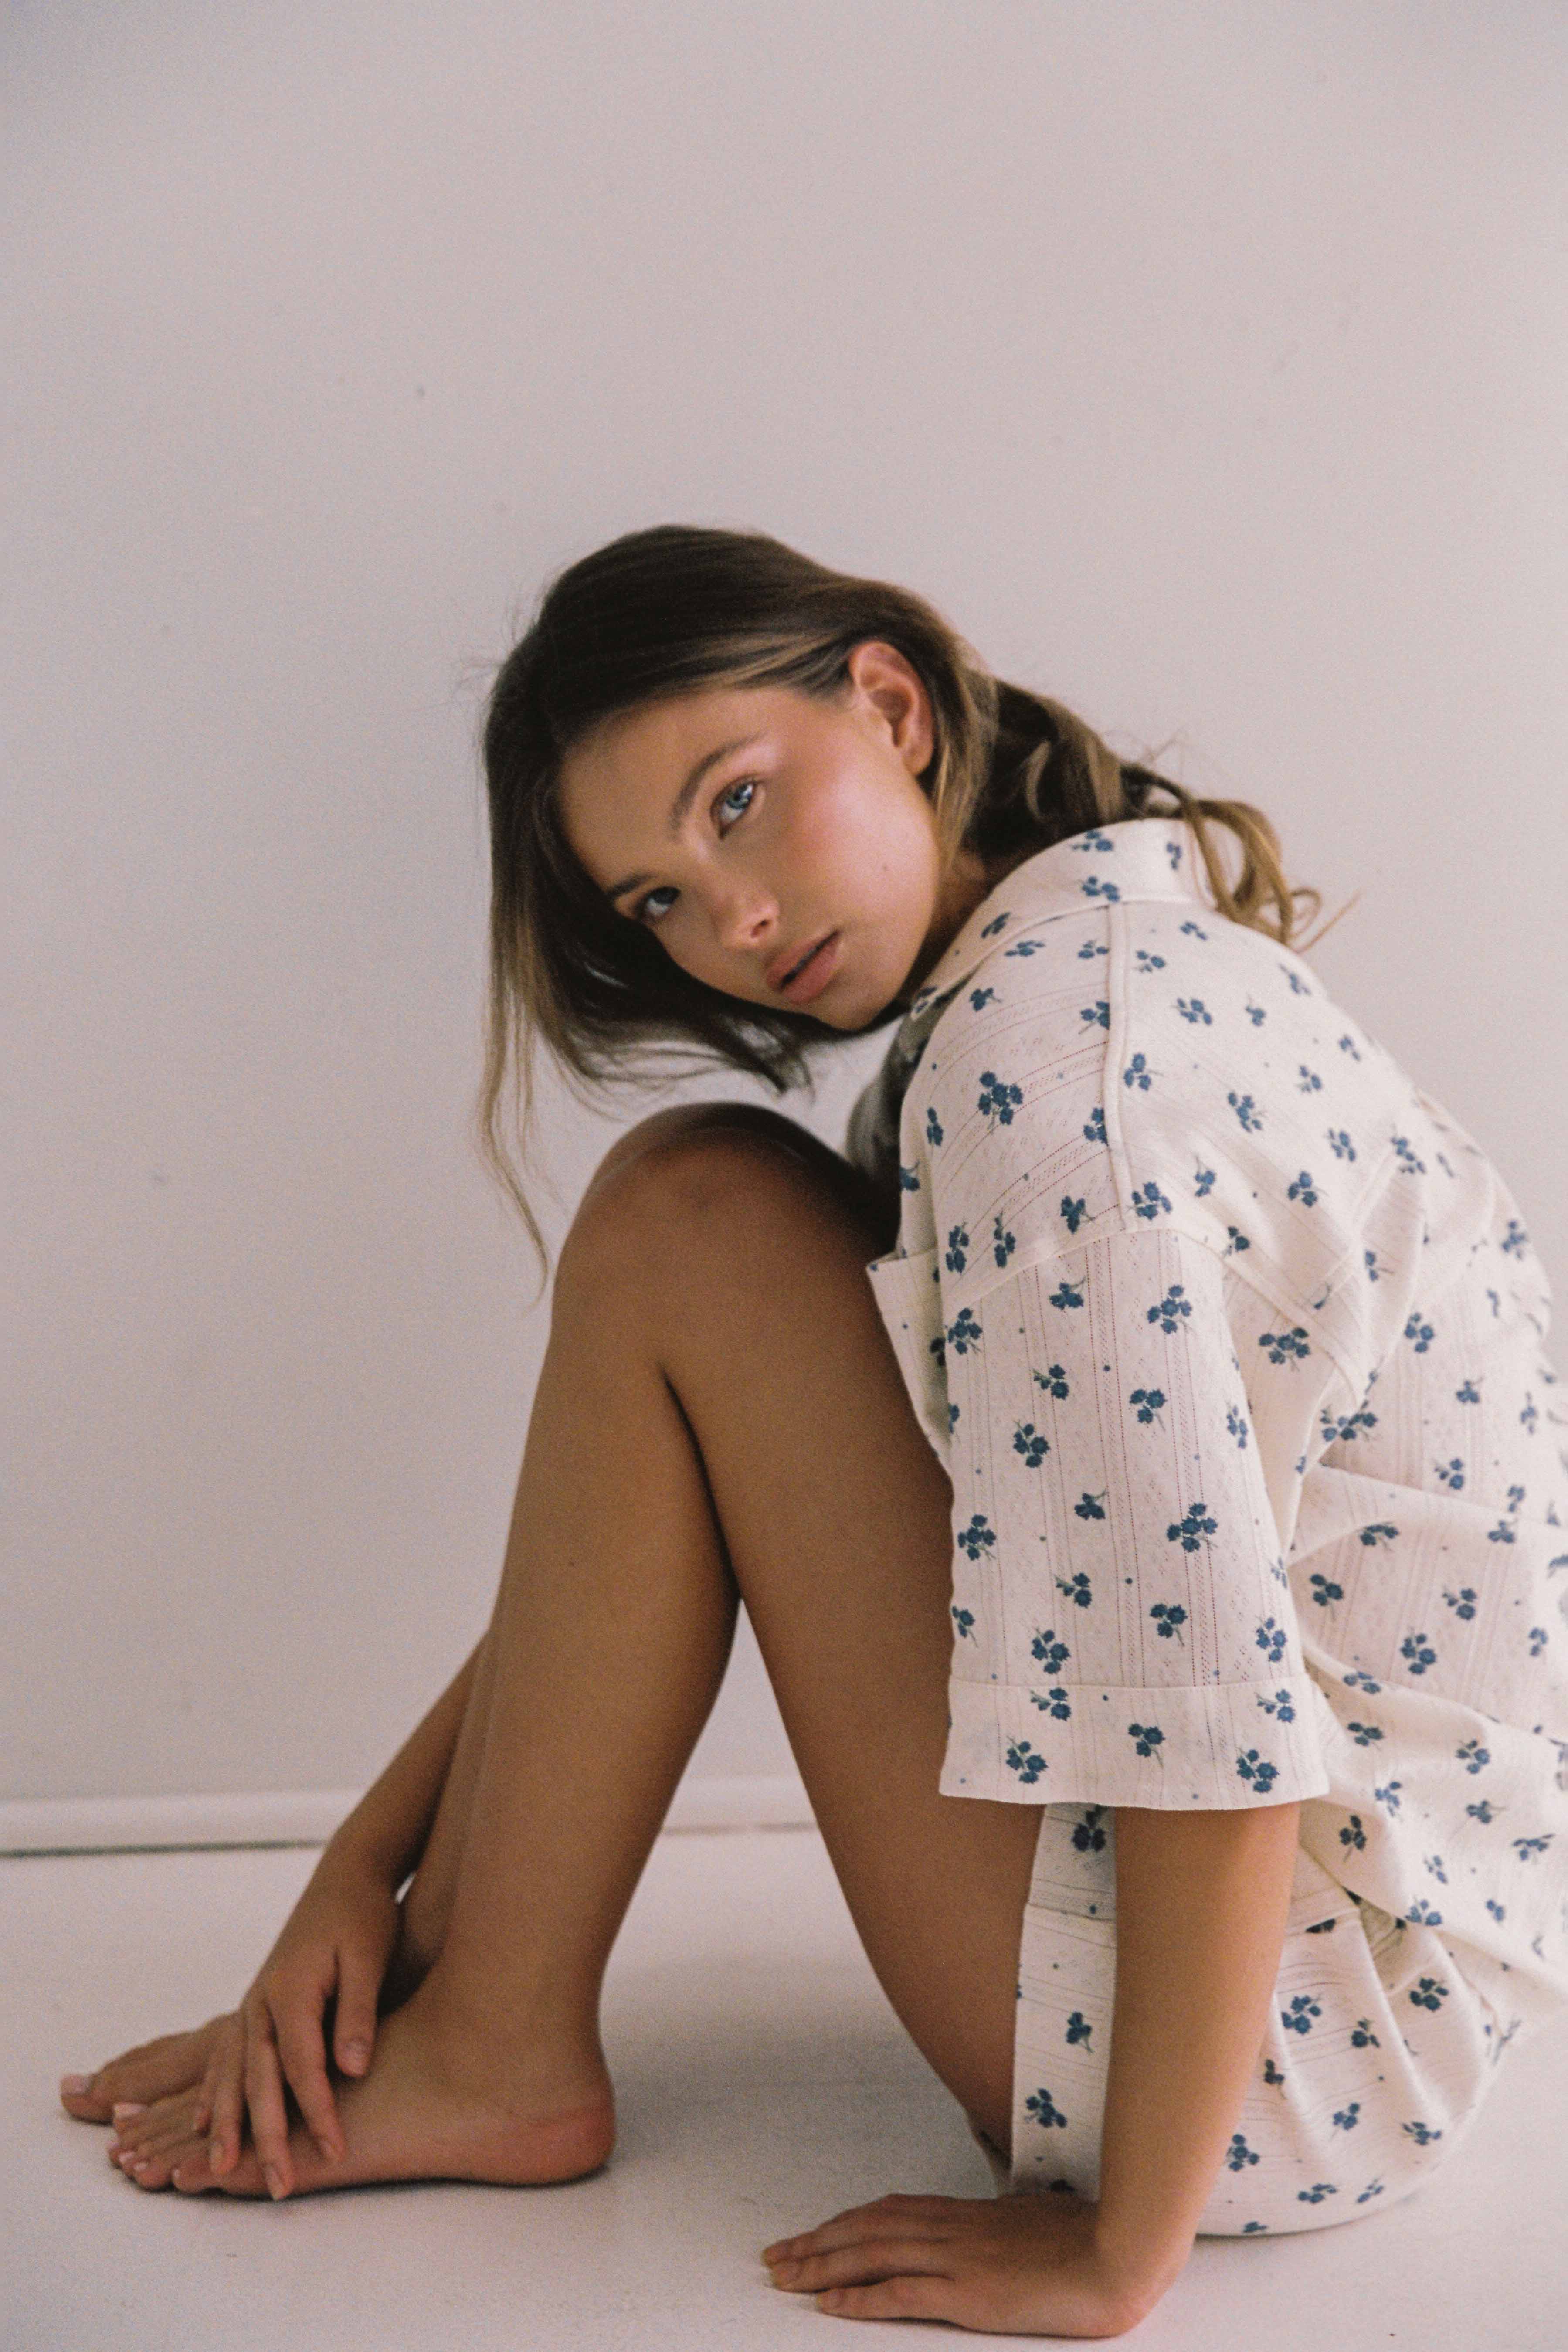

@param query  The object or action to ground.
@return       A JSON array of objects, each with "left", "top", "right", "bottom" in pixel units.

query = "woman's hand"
[
  {"left": 763, "top": 2187, "right": 1172, "bottom": 2337},
  {"left": 94, "top": 1834, "right": 404, "bottom": 2201},
  {"left": 205, "top": 1843, "right": 404, "bottom": 2196},
  {"left": 82, "top": 1840, "right": 405, "bottom": 2198},
  {"left": 67, "top": 1645, "right": 484, "bottom": 2189}
]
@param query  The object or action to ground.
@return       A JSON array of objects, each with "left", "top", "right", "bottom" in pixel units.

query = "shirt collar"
[{"left": 900, "top": 816, "right": 1211, "bottom": 1025}]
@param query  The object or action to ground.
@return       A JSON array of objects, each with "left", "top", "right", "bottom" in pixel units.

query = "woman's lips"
[{"left": 778, "top": 930, "right": 842, "bottom": 1005}]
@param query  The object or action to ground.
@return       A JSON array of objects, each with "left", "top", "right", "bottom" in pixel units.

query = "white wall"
[{"left": 5, "top": 0, "right": 1565, "bottom": 1823}]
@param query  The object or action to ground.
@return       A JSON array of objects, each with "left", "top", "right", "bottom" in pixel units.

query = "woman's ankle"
[
  {"left": 407, "top": 1962, "right": 611, "bottom": 2117},
  {"left": 380, "top": 1914, "right": 437, "bottom": 2013}
]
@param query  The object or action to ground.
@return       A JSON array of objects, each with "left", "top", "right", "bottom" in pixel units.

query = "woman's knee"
[
  {"left": 577, "top": 1103, "right": 794, "bottom": 1210},
  {"left": 566, "top": 1103, "right": 885, "bottom": 1281}
]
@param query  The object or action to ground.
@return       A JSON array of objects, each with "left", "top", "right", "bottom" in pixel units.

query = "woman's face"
[{"left": 556, "top": 641, "right": 992, "bottom": 1030}]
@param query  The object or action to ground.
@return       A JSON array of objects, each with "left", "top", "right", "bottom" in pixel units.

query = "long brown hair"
[{"left": 478, "top": 524, "right": 1354, "bottom": 1276}]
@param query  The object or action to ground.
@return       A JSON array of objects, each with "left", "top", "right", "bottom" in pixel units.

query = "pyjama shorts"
[{"left": 979, "top": 1801, "right": 1530, "bottom": 2237}]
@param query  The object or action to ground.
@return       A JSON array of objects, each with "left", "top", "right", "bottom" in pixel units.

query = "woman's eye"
[{"left": 639, "top": 771, "right": 761, "bottom": 917}]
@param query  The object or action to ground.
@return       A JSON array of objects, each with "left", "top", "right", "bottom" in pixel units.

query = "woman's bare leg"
[{"left": 117, "top": 1106, "right": 1041, "bottom": 2198}]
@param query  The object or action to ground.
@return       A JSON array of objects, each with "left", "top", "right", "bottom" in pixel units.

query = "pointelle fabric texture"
[{"left": 844, "top": 812, "right": 1568, "bottom": 2226}]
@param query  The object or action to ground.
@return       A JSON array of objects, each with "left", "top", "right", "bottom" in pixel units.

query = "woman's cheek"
[{"left": 788, "top": 761, "right": 862, "bottom": 855}]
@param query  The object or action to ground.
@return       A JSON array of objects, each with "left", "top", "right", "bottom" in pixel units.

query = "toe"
[
  {"left": 61, "top": 2075, "right": 115, "bottom": 2123},
  {"left": 115, "top": 2088, "right": 202, "bottom": 2161},
  {"left": 168, "top": 2139, "right": 218, "bottom": 2193},
  {"left": 86, "top": 2028, "right": 215, "bottom": 2118},
  {"left": 150, "top": 2129, "right": 213, "bottom": 2189},
  {"left": 212, "top": 2148, "right": 270, "bottom": 2198},
  {"left": 122, "top": 2123, "right": 183, "bottom": 2170},
  {"left": 116, "top": 2143, "right": 172, "bottom": 2191}
]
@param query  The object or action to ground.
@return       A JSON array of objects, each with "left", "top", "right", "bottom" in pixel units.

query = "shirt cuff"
[{"left": 940, "top": 1672, "right": 1331, "bottom": 1809}]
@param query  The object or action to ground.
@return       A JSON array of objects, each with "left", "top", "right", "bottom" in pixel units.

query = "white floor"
[{"left": 6, "top": 1829, "right": 1565, "bottom": 2352}]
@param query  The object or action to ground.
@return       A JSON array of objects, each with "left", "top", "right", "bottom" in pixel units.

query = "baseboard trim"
[{"left": 0, "top": 1773, "right": 816, "bottom": 1856}]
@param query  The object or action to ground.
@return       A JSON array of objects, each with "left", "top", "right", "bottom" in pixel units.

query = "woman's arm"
[
  {"left": 204, "top": 1633, "right": 492, "bottom": 2182},
  {"left": 323, "top": 1632, "right": 487, "bottom": 1886},
  {"left": 1092, "top": 1800, "right": 1301, "bottom": 2311},
  {"left": 760, "top": 1800, "right": 1303, "bottom": 2335}
]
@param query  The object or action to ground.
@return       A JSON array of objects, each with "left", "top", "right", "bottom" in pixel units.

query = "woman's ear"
[{"left": 844, "top": 640, "right": 933, "bottom": 777}]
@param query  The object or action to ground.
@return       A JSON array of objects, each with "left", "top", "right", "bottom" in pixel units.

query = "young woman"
[{"left": 61, "top": 526, "right": 1568, "bottom": 2336}]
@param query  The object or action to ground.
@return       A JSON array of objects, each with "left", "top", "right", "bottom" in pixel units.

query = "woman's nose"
[{"left": 715, "top": 888, "right": 777, "bottom": 953}]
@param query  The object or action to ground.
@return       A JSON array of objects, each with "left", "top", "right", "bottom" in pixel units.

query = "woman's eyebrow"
[{"left": 604, "top": 734, "right": 765, "bottom": 904}]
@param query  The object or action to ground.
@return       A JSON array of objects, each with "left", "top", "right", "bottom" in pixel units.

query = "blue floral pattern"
[{"left": 849, "top": 815, "right": 1568, "bottom": 2226}]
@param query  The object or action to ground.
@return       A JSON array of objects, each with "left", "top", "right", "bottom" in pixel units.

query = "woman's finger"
[
  {"left": 241, "top": 2004, "right": 295, "bottom": 2198},
  {"left": 773, "top": 2237, "right": 955, "bottom": 2293},
  {"left": 330, "top": 1947, "right": 381, "bottom": 2078},
  {"left": 205, "top": 2026, "right": 247, "bottom": 2176},
  {"left": 765, "top": 2194, "right": 959, "bottom": 2261},
  {"left": 817, "top": 2277, "right": 954, "bottom": 2323},
  {"left": 274, "top": 1997, "right": 344, "bottom": 2165}
]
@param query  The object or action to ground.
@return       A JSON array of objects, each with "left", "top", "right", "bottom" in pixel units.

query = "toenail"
[
  {"left": 264, "top": 2164, "right": 285, "bottom": 2199},
  {"left": 61, "top": 2074, "right": 92, "bottom": 2096},
  {"left": 113, "top": 2102, "right": 147, "bottom": 2121}
]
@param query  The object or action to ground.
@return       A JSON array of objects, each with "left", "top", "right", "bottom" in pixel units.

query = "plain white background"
[{"left": 5, "top": 0, "right": 1565, "bottom": 1817}]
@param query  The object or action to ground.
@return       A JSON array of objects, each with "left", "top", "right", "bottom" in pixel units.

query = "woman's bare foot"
[
  {"left": 106, "top": 1981, "right": 614, "bottom": 2199},
  {"left": 60, "top": 2015, "right": 234, "bottom": 2128}
]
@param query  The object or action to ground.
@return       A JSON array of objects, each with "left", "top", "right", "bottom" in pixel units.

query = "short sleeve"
[{"left": 937, "top": 1220, "right": 1331, "bottom": 1810}]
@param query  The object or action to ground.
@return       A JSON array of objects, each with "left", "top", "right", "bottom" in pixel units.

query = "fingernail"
[
  {"left": 112, "top": 2102, "right": 147, "bottom": 2121},
  {"left": 60, "top": 2074, "right": 92, "bottom": 2096},
  {"left": 264, "top": 2164, "right": 285, "bottom": 2200},
  {"left": 341, "top": 2040, "right": 370, "bottom": 2072},
  {"left": 209, "top": 2138, "right": 223, "bottom": 2169},
  {"left": 171, "top": 2166, "right": 185, "bottom": 2189},
  {"left": 107, "top": 2136, "right": 122, "bottom": 2156}
]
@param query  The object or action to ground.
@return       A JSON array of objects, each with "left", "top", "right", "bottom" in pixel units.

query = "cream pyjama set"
[{"left": 846, "top": 814, "right": 1568, "bottom": 2234}]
